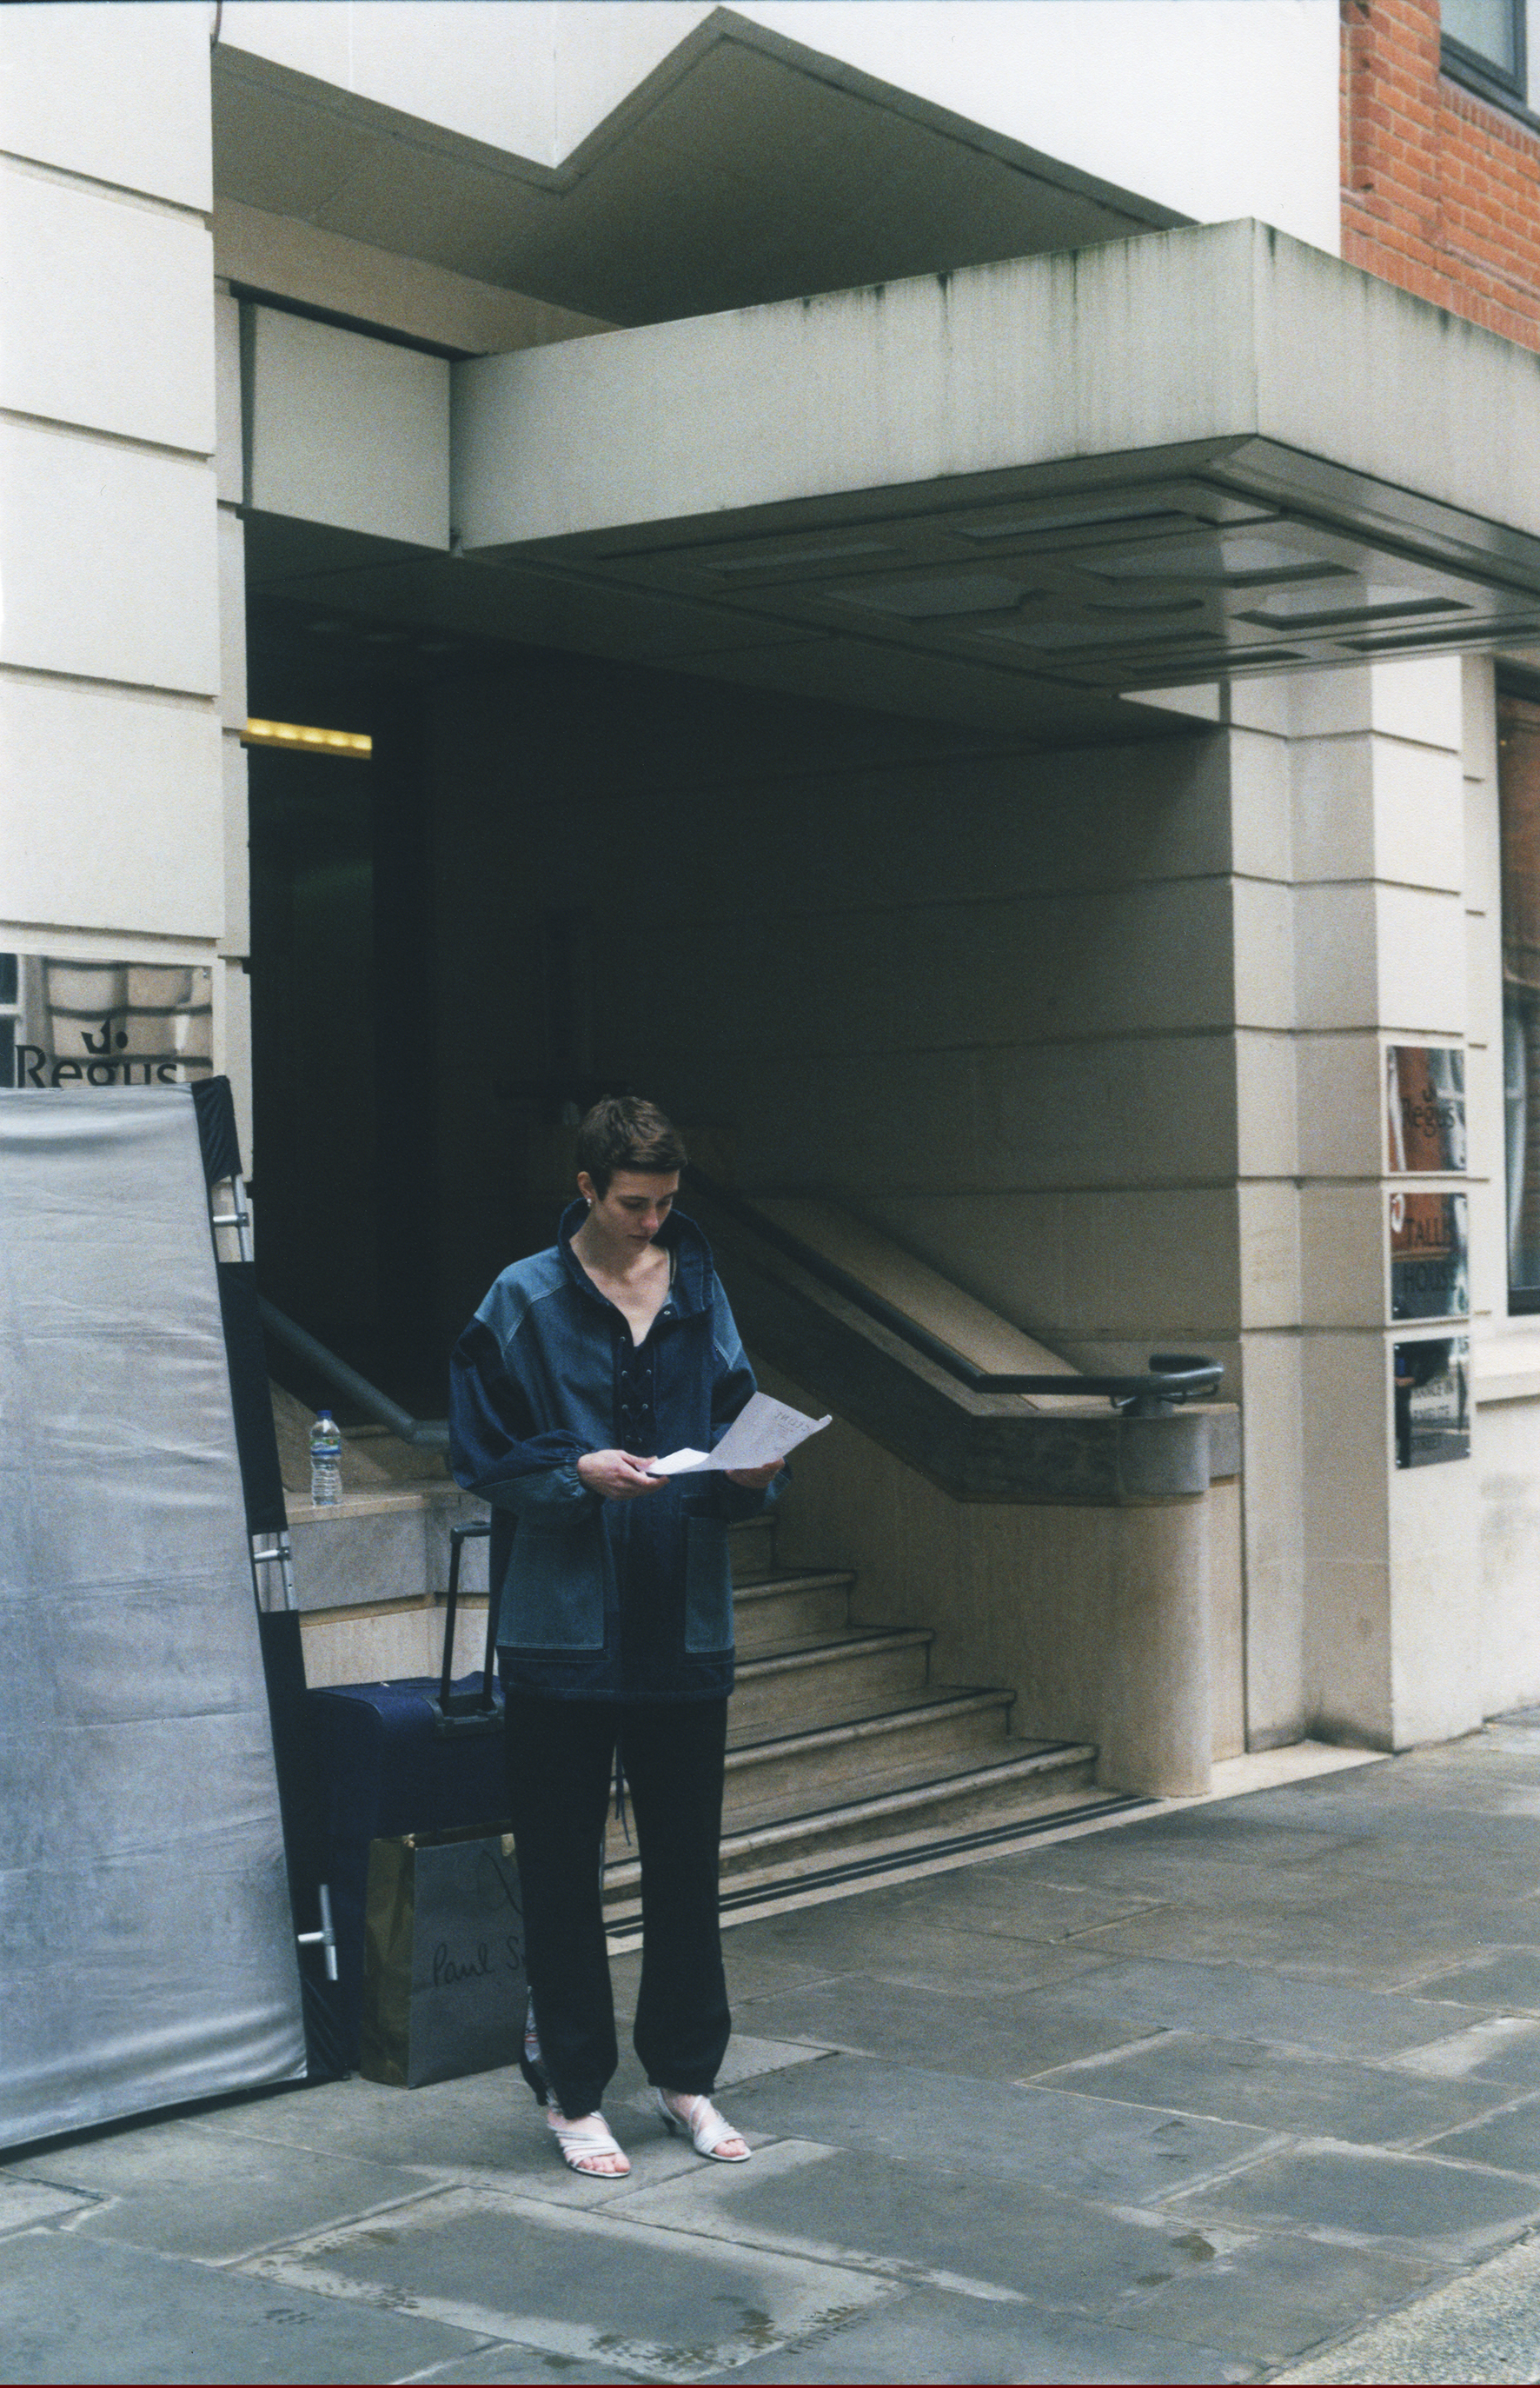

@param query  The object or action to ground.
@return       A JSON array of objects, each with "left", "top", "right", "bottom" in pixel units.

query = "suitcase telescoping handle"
[{"left": 432, "top": 1520, "right": 499, "bottom": 1738}]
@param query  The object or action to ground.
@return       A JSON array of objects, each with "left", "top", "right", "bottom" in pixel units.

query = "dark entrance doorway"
[{"left": 246, "top": 605, "right": 438, "bottom": 1414}]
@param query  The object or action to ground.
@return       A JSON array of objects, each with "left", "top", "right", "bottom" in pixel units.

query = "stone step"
[
  {"left": 288, "top": 1487, "right": 489, "bottom": 1613},
  {"left": 603, "top": 1686, "right": 1021, "bottom": 1859},
  {"left": 602, "top": 1739, "right": 1100, "bottom": 1907},
  {"left": 733, "top": 1569, "right": 854, "bottom": 1653},
  {"left": 723, "top": 1739, "right": 1099, "bottom": 1855},
  {"left": 728, "top": 1513, "right": 778, "bottom": 1584},
  {"left": 720, "top": 1686, "right": 1017, "bottom": 1816},
  {"left": 727, "top": 1627, "right": 933, "bottom": 1741}
]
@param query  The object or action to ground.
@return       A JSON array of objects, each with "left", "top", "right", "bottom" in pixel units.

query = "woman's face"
[{"left": 578, "top": 1168, "right": 680, "bottom": 1248}]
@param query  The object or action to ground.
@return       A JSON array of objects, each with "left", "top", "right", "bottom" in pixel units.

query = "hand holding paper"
[{"left": 647, "top": 1391, "right": 831, "bottom": 1477}]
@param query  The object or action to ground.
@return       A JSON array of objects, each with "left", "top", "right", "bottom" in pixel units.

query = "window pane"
[
  {"left": 1443, "top": 0, "right": 1520, "bottom": 76},
  {"left": 1501, "top": 694, "right": 1540, "bottom": 1299}
]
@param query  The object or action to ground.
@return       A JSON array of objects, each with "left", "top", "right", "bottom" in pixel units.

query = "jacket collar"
[{"left": 557, "top": 1197, "right": 713, "bottom": 1317}]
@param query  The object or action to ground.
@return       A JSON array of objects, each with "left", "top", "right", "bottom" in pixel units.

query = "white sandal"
[
  {"left": 546, "top": 2105, "right": 631, "bottom": 2178},
  {"left": 654, "top": 2087, "right": 751, "bottom": 2163}
]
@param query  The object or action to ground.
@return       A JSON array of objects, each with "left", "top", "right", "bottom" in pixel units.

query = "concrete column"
[
  {"left": 1223, "top": 682, "right": 1307, "bottom": 1749},
  {"left": 1284, "top": 658, "right": 1480, "bottom": 1748},
  {"left": 1094, "top": 1496, "right": 1213, "bottom": 1798}
]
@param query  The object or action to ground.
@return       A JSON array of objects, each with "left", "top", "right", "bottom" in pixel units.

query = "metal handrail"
[
  {"left": 257, "top": 1188, "right": 1223, "bottom": 1438},
  {"left": 256, "top": 1297, "right": 450, "bottom": 1448},
  {"left": 687, "top": 1170, "right": 1223, "bottom": 1415}
]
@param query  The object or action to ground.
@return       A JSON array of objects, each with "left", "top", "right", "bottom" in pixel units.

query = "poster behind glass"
[
  {"left": 1390, "top": 1189, "right": 1470, "bottom": 1321},
  {"left": 1394, "top": 1336, "right": 1470, "bottom": 1467},
  {"left": 0, "top": 956, "right": 212, "bottom": 1089},
  {"left": 1386, "top": 1045, "right": 1466, "bottom": 1172}
]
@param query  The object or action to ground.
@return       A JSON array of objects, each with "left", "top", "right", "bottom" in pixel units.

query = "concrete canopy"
[
  {"left": 441, "top": 220, "right": 1540, "bottom": 734},
  {"left": 211, "top": 8, "right": 1177, "bottom": 330}
]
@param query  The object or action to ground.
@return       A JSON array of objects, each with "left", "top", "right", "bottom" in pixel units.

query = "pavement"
[{"left": 12, "top": 1724, "right": 1540, "bottom": 2384}]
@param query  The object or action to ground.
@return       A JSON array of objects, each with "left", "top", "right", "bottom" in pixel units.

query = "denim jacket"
[{"left": 448, "top": 1203, "right": 780, "bottom": 1700}]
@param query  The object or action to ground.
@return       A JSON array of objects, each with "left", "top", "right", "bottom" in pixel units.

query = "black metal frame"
[{"left": 432, "top": 1522, "right": 499, "bottom": 1736}]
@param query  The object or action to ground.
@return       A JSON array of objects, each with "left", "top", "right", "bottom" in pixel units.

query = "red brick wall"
[{"left": 1343, "top": 0, "right": 1540, "bottom": 346}]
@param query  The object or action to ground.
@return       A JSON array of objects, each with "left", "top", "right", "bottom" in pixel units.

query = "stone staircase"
[
  {"left": 270, "top": 1392, "right": 1105, "bottom": 1912},
  {"left": 601, "top": 1507, "right": 1103, "bottom": 1926}
]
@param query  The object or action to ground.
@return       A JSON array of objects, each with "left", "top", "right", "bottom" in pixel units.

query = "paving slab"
[
  {"left": 0, "top": 2229, "right": 480, "bottom": 2385},
  {"left": 625, "top": 2147, "right": 1439, "bottom": 2368},
  {"left": 864, "top": 1871, "right": 1165, "bottom": 1946},
  {"left": 1418, "top": 2089, "right": 1540, "bottom": 2175},
  {"left": 1112, "top": 2227, "right": 1449, "bottom": 2366},
  {"left": 720, "top": 2056, "right": 1273, "bottom": 2199},
  {"left": 1391, "top": 2013, "right": 1540, "bottom": 2084},
  {"left": 192, "top": 2066, "right": 557, "bottom": 2177},
  {"left": 720, "top": 1901, "right": 1117, "bottom": 1997},
  {"left": 1411, "top": 1945, "right": 1540, "bottom": 2012},
  {"left": 415, "top": 2350, "right": 648, "bottom": 2385},
  {"left": 1036, "top": 2030, "right": 1520, "bottom": 2147},
  {"left": 1068, "top": 1906, "right": 1503, "bottom": 1992},
  {"left": 5, "top": 2114, "right": 423, "bottom": 2261},
  {"left": 1273, "top": 2225, "right": 1540, "bottom": 2383},
  {"left": 695, "top": 2283, "right": 1253, "bottom": 2384},
  {"left": 15, "top": 1733, "right": 1540, "bottom": 2385},
  {"left": 733, "top": 1969, "right": 1166, "bottom": 2079},
  {"left": 238, "top": 2178, "right": 897, "bottom": 2383},
  {"left": 0, "top": 2178, "right": 98, "bottom": 2232},
  {"left": 1027, "top": 1955, "right": 1489, "bottom": 2059},
  {"left": 1166, "top": 2139, "right": 1540, "bottom": 2257},
  {"left": 621, "top": 2139, "right": 1245, "bottom": 2312},
  {"left": 714, "top": 2033, "right": 833, "bottom": 2088}
]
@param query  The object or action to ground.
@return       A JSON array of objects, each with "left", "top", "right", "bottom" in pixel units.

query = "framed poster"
[
  {"left": 1386, "top": 1046, "right": 1466, "bottom": 1172},
  {"left": 1390, "top": 1188, "right": 1470, "bottom": 1320},
  {"left": 1394, "top": 1336, "right": 1470, "bottom": 1467}
]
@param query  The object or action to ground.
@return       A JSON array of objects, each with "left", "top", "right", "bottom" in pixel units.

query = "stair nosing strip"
[
  {"left": 718, "top": 1746, "right": 1100, "bottom": 1852},
  {"left": 606, "top": 1793, "right": 1152, "bottom": 1928},
  {"left": 606, "top": 1744, "right": 1098, "bottom": 1874}
]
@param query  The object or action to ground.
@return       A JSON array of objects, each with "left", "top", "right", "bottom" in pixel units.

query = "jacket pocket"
[
  {"left": 684, "top": 1513, "right": 733, "bottom": 1654},
  {"left": 501, "top": 1514, "right": 606, "bottom": 1653}
]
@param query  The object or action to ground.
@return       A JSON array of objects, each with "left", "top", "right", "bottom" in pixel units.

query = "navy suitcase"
[{"left": 309, "top": 1522, "right": 502, "bottom": 2066}]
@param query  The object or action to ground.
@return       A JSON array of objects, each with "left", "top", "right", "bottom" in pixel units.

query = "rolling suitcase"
[{"left": 308, "top": 1520, "right": 503, "bottom": 2066}]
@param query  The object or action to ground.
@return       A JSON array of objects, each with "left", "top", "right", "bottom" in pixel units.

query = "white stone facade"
[{"left": 6, "top": 0, "right": 1540, "bottom": 1771}]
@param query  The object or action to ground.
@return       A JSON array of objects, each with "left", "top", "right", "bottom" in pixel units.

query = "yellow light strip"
[{"left": 243, "top": 717, "right": 373, "bottom": 759}]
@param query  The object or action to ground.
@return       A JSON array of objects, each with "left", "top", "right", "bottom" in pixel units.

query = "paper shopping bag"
[{"left": 359, "top": 1824, "right": 525, "bottom": 2088}]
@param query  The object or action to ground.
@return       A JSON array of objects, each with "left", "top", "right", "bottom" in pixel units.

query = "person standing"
[{"left": 448, "top": 1097, "right": 781, "bottom": 2178}]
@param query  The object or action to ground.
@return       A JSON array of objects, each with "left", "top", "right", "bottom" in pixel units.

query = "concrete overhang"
[
  {"left": 441, "top": 220, "right": 1540, "bottom": 733},
  {"left": 213, "top": 9, "right": 1178, "bottom": 330}
]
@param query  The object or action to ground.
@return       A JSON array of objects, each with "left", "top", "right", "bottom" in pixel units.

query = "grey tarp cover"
[{"left": 0, "top": 1088, "right": 305, "bottom": 2146}]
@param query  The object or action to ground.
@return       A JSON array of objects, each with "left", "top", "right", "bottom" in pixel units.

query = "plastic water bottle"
[{"left": 309, "top": 1409, "right": 342, "bottom": 1506}]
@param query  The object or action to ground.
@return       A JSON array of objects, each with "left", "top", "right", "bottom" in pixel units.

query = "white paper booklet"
[{"left": 648, "top": 1391, "right": 832, "bottom": 1476}]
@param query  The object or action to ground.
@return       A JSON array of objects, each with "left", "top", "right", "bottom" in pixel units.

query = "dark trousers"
[{"left": 504, "top": 1693, "right": 731, "bottom": 2119}]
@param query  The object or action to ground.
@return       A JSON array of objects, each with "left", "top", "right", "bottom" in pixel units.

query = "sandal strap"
[
  {"left": 547, "top": 2108, "right": 628, "bottom": 2172},
  {"left": 658, "top": 2089, "right": 745, "bottom": 2158}
]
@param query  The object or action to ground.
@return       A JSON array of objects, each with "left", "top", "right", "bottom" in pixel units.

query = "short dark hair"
[{"left": 575, "top": 1096, "right": 687, "bottom": 1197}]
